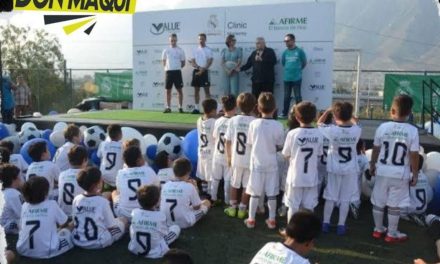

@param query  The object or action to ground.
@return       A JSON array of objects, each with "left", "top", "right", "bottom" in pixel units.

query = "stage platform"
[{"left": 16, "top": 111, "right": 440, "bottom": 152}]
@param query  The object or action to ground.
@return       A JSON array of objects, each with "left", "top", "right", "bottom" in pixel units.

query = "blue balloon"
[
  {"left": 42, "top": 129, "right": 53, "bottom": 141},
  {"left": 90, "top": 149, "right": 101, "bottom": 166},
  {"left": 146, "top": 145, "right": 158, "bottom": 160},
  {"left": 428, "top": 175, "right": 440, "bottom": 215},
  {"left": 20, "top": 138, "right": 56, "bottom": 164},
  {"left": 0, "top": 123, "right": 10, "bottom": 140},
  {"left": 182, "top": 129, "right": 198, "bottom": 164},
  {"left": 48, "top": 110, "right": 58, "bottom": 115}
]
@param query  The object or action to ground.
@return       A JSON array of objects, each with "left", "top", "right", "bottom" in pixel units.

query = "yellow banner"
[{"left": 14, "top": 0, "right": 136, "bottom": 14}]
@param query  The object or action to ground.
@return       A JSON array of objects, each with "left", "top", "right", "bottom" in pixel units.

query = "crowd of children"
[{"left": 0, "top": 92, "right": 432, "bottom": 263}]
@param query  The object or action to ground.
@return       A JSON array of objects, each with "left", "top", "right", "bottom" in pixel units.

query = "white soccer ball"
[
  {"left": 83, "top": 126, "right": 106, "bottom": 149},
  {"left": 426, "top": 152, "right": 440, "bottom": 172},
  {"left": 20, "top": 122, "right": 36, "bottom": 132},
  {"left": 53, "top": 122, "right": 68, "bottom": 132},
  {"left": 49, "top": 130, "right": 65, "bottom": 148},
  {"left": 157, "top": 133, "right": 182, "bottom": 159},
  {"left": 18, "top": 127, "right": 41, "bottom": 145}
]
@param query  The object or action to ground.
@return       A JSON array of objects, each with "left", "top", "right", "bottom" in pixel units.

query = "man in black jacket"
[{"left": 240, "top": 37, "right": 277, "bottom": 100}]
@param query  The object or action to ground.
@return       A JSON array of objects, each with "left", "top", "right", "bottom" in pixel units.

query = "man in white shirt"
[
  {"left": 189, "top": 33, "right": 213, "bottom": 114},
  {"left": 162, "top": 33, "right": 186, "bottom": 113}
]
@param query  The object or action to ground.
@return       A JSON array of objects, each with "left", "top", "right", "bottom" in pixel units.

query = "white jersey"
[
  {"left": 26, "top": 161, "right": 60, "bottom": 197},
  {"left": 157, "top": 168, "right": 175, "bottom": 187},
  {"left": 224, "top": 115, "right": 256, "bottom": 168},
  {"left": 9, "top": 153, "right": 28, "bottom": 181},
  {"left": 318, "top": 124, "right": 361, "bottom": 175},
  {"left": 197, "top": 117, "right": 216, "bottom": 160},
  {"left": 248, "top": 119, "right": 285, "bottom": 172},
  {"left": 58, "top": 168, "right": 84, "bottom": 216},
  {"left": 97, "top": 141, "right": 124, "bottom": 186},
  {"left": 160, "top": 181, "right": 201, "bottom": 228},
  {"left": 129, "top": 209, "right": 171, "bottom": 258},
  {"left": 53, "top": 142, "right": 75, "bottom": 172},
  {"left": 162, "top": 46, "right": 185, "bottom": 71},
  {"left": 72, "top": 194, "right": 121, "bottom": 248},
  {"left": 408, "top": 171, "right": 433, "bottom": 214},
  {"left": 0, "top": 188, "right": 22, "bottom": 233},
  {"left": 250, "top": 242, "right": 310, "bottom": 264},
  {"left": 115, "top": 166, "right": 160, "bottom": 217},
  {"left": 17, "top": 200, "right": 68, "bottom": 258},
  {"left": 373, "top": 121, "right": 419, "bottom": 180},
  {"left": 212, "top": 116, "right": 231, "bottom": 166},
  {"left": 191, "top": 46, "right": 213, "bottom": 68},
  {"left": 282, "top": 127, "right": 323, "bottom": 187}
]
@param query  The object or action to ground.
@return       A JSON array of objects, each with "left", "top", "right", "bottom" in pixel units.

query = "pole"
[
  {"left": 0, "top": 40, "right": 3, "bottom": 121},
  {"left": 354, "top": 50, "right": 361, "bottom": 117}
]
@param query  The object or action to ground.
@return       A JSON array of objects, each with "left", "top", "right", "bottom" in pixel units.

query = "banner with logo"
[
  {"left": 133, "top": 2, "right": 335, "bottom": 111},
  {"left": 95, "top": 72, "right": 133, "bottom": 101},
  {"left": 384, "top": 74, "right": 440, "bottom": 113}
]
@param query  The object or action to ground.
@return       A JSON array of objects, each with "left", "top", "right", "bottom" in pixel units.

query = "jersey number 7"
[
  {"left": 26, "top": 220, "right": 40, "bottom": 249},
  {"left": 166, "top": 199, "right": 178, "bottom": 222}
]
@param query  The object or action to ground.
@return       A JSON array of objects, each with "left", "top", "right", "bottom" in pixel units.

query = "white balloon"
[
  {"left": 122, "top": 127, "right": 146, "bottom": 154},
  {"left": 20, "top": 122, "right": 36, "bottom": 132},
  {"left": 53, "top": 122, "right": 68, "bottom": 132},
  {"left": 50, "top": 130, "right": 66, "bottom": 148},
  {"left": 2, "top": 135, "right": 20, "bottom": 153},
  {"left": 32, "top": 112, "right": 42, "bottom": 118},
  {"left": 426, "top": 152, "right": 440, "bottom": 172},
  {"left": 143, "top": 134, "right": 158, "bottom": 149},
  {"left": 425, "top": 169, "right": 440, "bottom": 189},
  {"left": 67, "top": 108, "right": 81, "bottom": 114}
]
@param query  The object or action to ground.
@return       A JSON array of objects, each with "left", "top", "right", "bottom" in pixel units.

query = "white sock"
[
  {"left": 224, "top": 181, "right": 230, "bottom": 205},
  {"left": 267, "top": 197, "right": 277, "bottom": 220},
  {"left": 323, "top": 200, "right": 335, "bottom": 223},
  {"left": 211, "top": 179, "right": 220, "bottom": 201},
  {"left": 229, "top": 200, "right": 238, "bottom": 208},
  {"left": 239, "top": 203, "right": 246, "bottom": 211},
  {"left": 388, "top": 208, "right": 400, "bottom": 233},
  {"left": 372, "top": 206, "right": 384, "bottom": 230},
  {"left": 249, "top": 196, "right": 259, "bottom": 220},
  {"left": 258, "top": 194, "right": 265, "bottom": 210},
  {"left": 338, "top": 202, "right": 349, "bottom": 226}
]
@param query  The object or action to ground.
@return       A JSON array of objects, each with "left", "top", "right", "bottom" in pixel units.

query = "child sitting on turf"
[
  {"left": 155, "top": 150, "right": 175, "bottom": 187},
  {"left": 72, "top": 167, "right": 128, "bottom": 249},
  {"left": 0, "top": 164, "right": 23, "bottom": 234},
  {"left": 196, "top": 99, "right": 218, "bottom": 196},
  {"left": 57, "top": 145, "right": 87, "bottom": 216},
  {"left": 129, "top": 185, "right": 181, "bottom": 258},
  {"left": 282, "top": 102, "right": 323, "bottom": 223},
  {"left": 224, "top": 92, "right": 257, "bottom": 219},
  {"left": 349, "top": 139, "right": 369, "bottom": 220},
  {"left": 53, "top": 124, "right": 82, "bottom": 171},
  {"left": 97, "top": 124, "right": 124, "bottom": 187},
  {"left": 161, "top": 158, "right": 211, "bottom": 229},
  {"left": 211, "top": 95, "right": 236, "bottom": 206},
  {"left": 113, "top": 146, "right": 159, "bottom": 219},
  {"left": 318, "top": 102, "right": 361, "bottom": 236},
  {"left": 26, "top": 141, "right": 60, "bottom": 200},
  {"left": 0, "top": 140, "right": 28, "bottom": 181},
  {"left": 245, "top": 92, "right": 285, "bottom": 229},
  {"left": 16, "top": 176, "right": 74, "bottom": 259},
  {"left": 250, "top": 211, "right": 321, "bottom": 264}
]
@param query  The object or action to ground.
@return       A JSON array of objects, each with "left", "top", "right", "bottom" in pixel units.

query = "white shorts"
[
  {"left": 113, "top": 201, "right": 133, "bottom": 220},
  {"left": 231, "top": 167, "right": 250, "bottom": 189},
  {"left": 18, "top": 228, "right": 74, "bottom": 259},
  {"left": 197, "top": 158, "right": 212, "bottom": 181},
  {"left": 212, "top": 162, "right": 231, "bottom": 181},
  {"left": 323, "top": 173, "right": 359, "bottom": 202},
  {"left": 286, "top": 186, "right": 318, "bottom": 210},
  {"left": 371, "top": 176, "right": 410, "bottom": 208},
  {"left": 74, "top": 218, "right": 125, "bottom": 249},
  {"left": 246, "top": 169, "right": 279, "bottom": 197},
  {"left": 172, "top": 205, "right": 209, "bottom": 229}
]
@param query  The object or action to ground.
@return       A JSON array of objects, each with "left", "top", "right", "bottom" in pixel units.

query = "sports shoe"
[
  {"left": 278, "top": 114, "right": 287, "bottom": 119},
  {"left": 244, "top": 218, "right": 255, "bottom": 229},
  {"left": 349, "top": 203, "right": 359, "bottom": 220},
  {"left": 224, "top": 207, "right": 237, "bottom": 218},
  {"left": 278, "top": 205, "right": 287, "bottom": 217},
  {"left": 426, "top": 214, "right": 440, "bottom": 226},
  {"left": 163, "top": 108, "right": 171, "bottom": 113},
  {"left": 408, "top": 214, "right": 426, "bottom": 227},
  {"left": 372, "top": 227, "right": 387, "bottom": 239},
  {"left": 278, "top": 227, "right": 287, "bottom": 237},
  {"left": 322, "top": 223, "right": 330, "bottom": 233},
  {"left": 265, "top": 219, "right": 276, "bottom": 229},
  {"left": 191, "top": 109, "right": 200, "bottom": 114},
  {"left": 336, "top": 225, "right": 346, "bottom": 236},
  {"left": 237, "top": 209, "right": 247, "bottom": 219},
  {"left": 384, "top": 231, "right": 408, "bottom": 243},
  {"left": 179, "top": 108, "right": 184, "bottom": 113}
]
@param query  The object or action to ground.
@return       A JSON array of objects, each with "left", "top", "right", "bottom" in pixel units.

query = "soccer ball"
[
  {"left": 84, "top": 125, "right": 106, "bottom": 149},
  {"left": 157, "top": 133, "right": 182, "bottom": 159},
  {"left": 18, "top": 127, "right": 41, "bottom": 145}
]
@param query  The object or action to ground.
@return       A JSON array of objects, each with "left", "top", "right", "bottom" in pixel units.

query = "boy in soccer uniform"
[
  {"left": 370, "top": 94, "right": 419, "bottom": 242},
  {"left": 318, "top": 102, "right": 361, "bottom": 235},
  {"left": 129, "top": 185, "right": 181, "bottom": 258},
  {"left": 224, "top": 93, "right": 257, "bottom": 219},
  {"left": 250, "top": 211, "right": 321, "bottom": 264},
  {"left": 155, "top": 151, "right": 175, "bottom": 187},
  {"left": 16, "top": 176, "right": 73, "bottom": 259},
  {"left": 282, "top": 102, "right": 323, "bottom": 223},
  {"left": 349, "top": 139, "right": 369, "bottom": 220},
  {"left": 0, "top": 164, "right": 23, "bottom": 234},
  {"left": 113, "top": 146, "right": 160, "bottom": 219},
  {"left": 72, "top": 167, "right": 128, "bottom": 249},
  {"left": 58, "top": 145, "right": 87, "bottom": 216},
  {"left": 161, "top": 158, "right": 211, "bottom": 229},
  {"left": 53, "top": 124, "right": 82, "bottom": 172},
  {"left": 26, "top": 141, "right": 60, "bottom": 200},
  {"left": 316, "top": 111, "right": 332, "bottom": 196},
  {"left": 0, "top": 140, "right": 28, "bottom": 181},
  {"left": 211, "top": 95, "right": 236, "bottom": 205},
  {"left": 245, "top": 93, "right": 285, "bottom": 229},
  {"left": 97, "top": 124, "right": 124, "bottom": 187},
  {"left": 196, "top": 99, "right": 217, "bottom": 195}
]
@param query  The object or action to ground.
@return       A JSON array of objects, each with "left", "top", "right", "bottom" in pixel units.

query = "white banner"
[{"left": 133, "top": 2, "right": 335, "bottom": 111}]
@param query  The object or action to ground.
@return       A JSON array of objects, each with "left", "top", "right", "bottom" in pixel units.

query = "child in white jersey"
[
  {"left": 0, "top": 140, "right": 28, "bottom": 181},
  {"left": 0, "top": 164, "right": 23, "bottom": 234},
  {"left": 349, "top": 139, "right": 369, "bottom": 220},
  {"left": 53, "top": 124, "right": 82, "bottom": 171},
  {"left": 97, "top": 124, "right": 123, "bottom": 188},
  {"left": 155, "top": 151, "right": 175, "bottom": 187}
]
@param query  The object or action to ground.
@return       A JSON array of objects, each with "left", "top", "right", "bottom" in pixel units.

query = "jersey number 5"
[{"left": 128, "top": 179, "right": 142, "bottom": 201}]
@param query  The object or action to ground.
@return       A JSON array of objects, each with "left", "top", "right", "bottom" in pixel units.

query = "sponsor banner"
[{"left": 14, "top": 0, "right": 136, "bottom": 14}]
